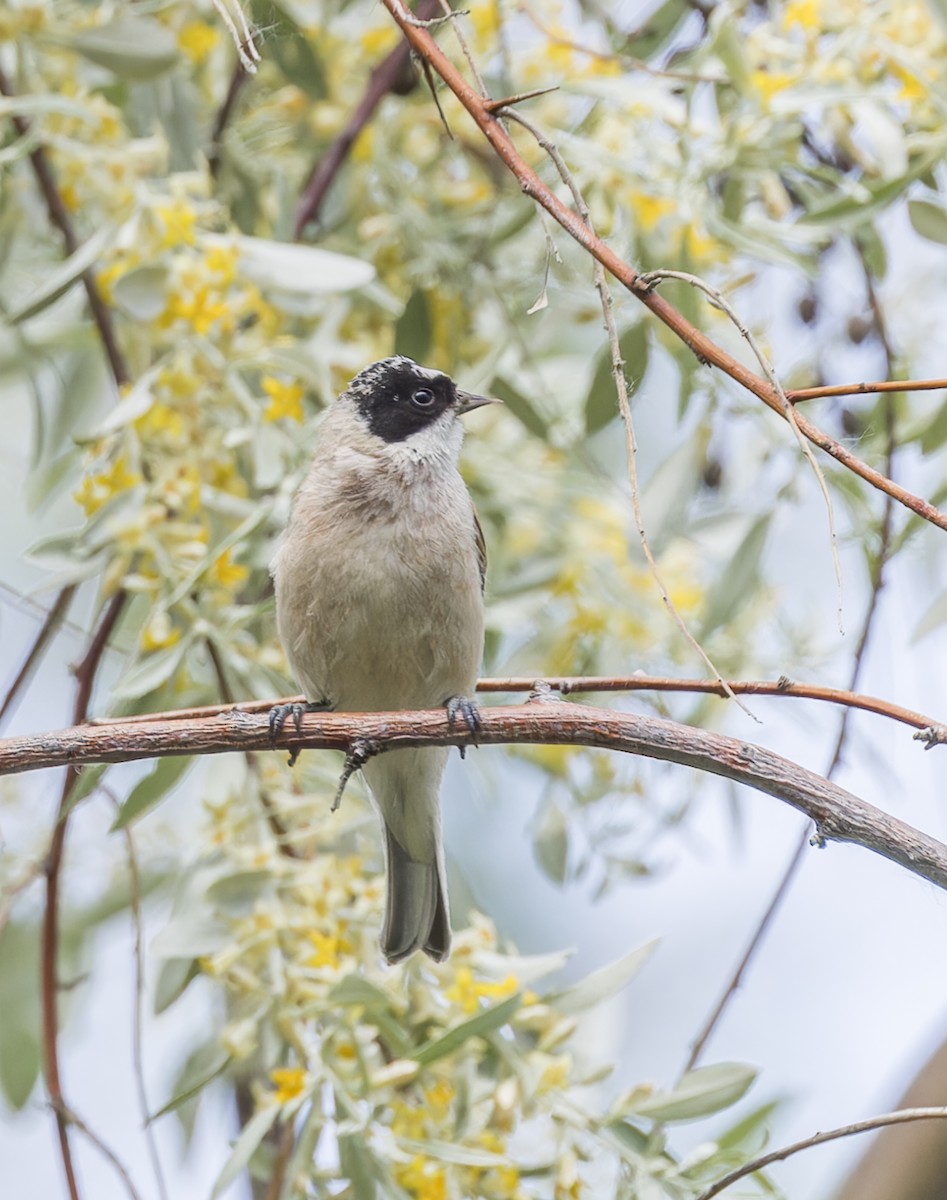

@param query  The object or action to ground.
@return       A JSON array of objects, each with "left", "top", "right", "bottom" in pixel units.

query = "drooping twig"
[
  {"left": 0, "top": 585, "right": 77, "bottom": 728},
  {"left": 694, "top": 1107, "right": 947, "bottom": 1200},
  {"left": 638, "top": 268, "right": 843, "bottom": 627},
  {"left": 376, "top": 0, "right": 947, "bottom": 533},
  {"left": 683, "top": 255, "right": 901, "bottom": 1071},
  {"left": 52, "top": 1101, "right": 146, "bottom": 1200},
  {"left": 293, "top": 0, "right": 442, "bottom": 237},
  {"left": 0, "top": 69, "right": 128, "bottom": 387},
  {"left": 208, "top": 61, "right": 250, "bottom": 177},
  {"left": 41, "top": 589, "right": 127, "bottom": 1200},
  {"left": 5, "top": 702, "right": 947, "bottom": 890}
]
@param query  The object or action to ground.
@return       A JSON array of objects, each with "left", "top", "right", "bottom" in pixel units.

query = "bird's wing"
[{"left": 473, "top": 505, "right": 487, "bottom": 593}]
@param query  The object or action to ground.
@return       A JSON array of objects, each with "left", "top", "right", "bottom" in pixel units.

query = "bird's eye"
[{"left": 412, "top": 388, "right": 435, "bottom": 408}]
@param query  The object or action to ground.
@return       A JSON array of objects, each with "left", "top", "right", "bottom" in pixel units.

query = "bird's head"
[{"left": 343, "top": 356, "right": 499, "bottom": 445}]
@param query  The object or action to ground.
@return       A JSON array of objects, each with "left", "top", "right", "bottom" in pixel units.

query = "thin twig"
[
  {"left": 694, "top": 1107, "right": 947, "bottom": 1200},
  {"left": 107, "top": 793, "right": 169, "bottom": 1200},
  {"left": 787, "top": 376, "right": 947, "bottom": 403},
  {"left": 41, "top": 589, "right": 127, "bottom": 1200},
  {"left": 683, "top": 255, "right": 901, "bottom": 1071},
  {"left": 211, "top": 0, "right": 260, "bottom": 73},
  {"left": 0, "top": 70, "right": 128, "bottom": 387},
  {"left": 639, "top": 268, "right": 844, "bottom": 628},
  {"left": 377, "top": 0, "right": 947, "bottom": 533},
  {"left": 5, "top": 703, "right": 947, "bottom": 891},
  {"left": 86, "top": 676, "right": 946, "bottom": 740},
  {"left": 208, "top": 61, "right": 250, "bottom": 177},
  {"left": 53, "top": 1102, "right": 146, "bottom": 1200},
  {"left": 0, "top": 585, "right": 77, "bottom": 729},
  {"left": 293, "top": 0, "right": 442, "bottom": 237}
]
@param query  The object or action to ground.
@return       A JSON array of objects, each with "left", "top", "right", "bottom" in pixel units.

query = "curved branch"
[
  {"left": 86, "top": 675, "right": 947, "bottom": 741},
  {"left": 695, "top": 1106, "right": 947, "bottom": 1200},
  {"left": 377, "top": 0, "right": 947, "bottom": 533},
  {"left": 3, "top": 701, "right": 947, "bottom": 890}
]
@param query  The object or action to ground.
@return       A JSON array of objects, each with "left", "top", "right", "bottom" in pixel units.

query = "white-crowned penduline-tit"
[{"left": 270, "top": 357, "right": 498, "bottom": 964}]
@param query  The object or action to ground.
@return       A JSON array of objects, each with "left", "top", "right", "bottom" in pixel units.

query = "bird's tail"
[{"left": 381, "top": 823, "right": 451, "bottom": 964}]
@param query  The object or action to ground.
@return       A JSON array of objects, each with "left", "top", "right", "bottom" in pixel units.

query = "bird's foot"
[
  {"left": 268, "top": 699, "right": 332, "bottom": 767},
  {"left": 445, "top": 695, "right": 482, "bottom": 759},
  {"left": 333, "top": 737, "right": 380, "bottom": 812}
]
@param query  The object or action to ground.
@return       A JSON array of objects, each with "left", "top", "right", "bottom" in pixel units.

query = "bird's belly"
[{"left": 276, "top": 519, "right": 483, "bottom": 712}]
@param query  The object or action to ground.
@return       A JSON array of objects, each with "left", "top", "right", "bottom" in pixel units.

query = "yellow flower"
[
  {"left": 306, "top": 929, "right": 342, "bottom": 968},
  {"left": 141, "top": 611, "right": 181, "bottom": 652},
  {"left": 782, "top": 0, "right": 820, "bottom": 29},
  {"left": 157, "top": 202, "right": 197, "bottom": 248},
  {"left": 360, "top": 26, "right": 399, "bottom": 55},
  {"left": 205, "top": 243, "right": 239, "bottom": 285},
  {"left": 74, "top": 455, "right": 142, "bottom": 516},
  {"left": 178, "top": 20, "right": 220, "bottom": 64},
  {"left": 751, "top": 69, "right": 796, "bottom": 105},
  {"left": 395, "top": 1156, "right": 447, "bottom": 1200},
  {"left": 445, "top": 967, "right": 518, "bottom": 1015},
  {"left": 270, "top": 1067, "right": 307, "bottom": 1104},
  {"left": 262, "top": 376, "right": 305, "bottom": 422},
  {"left": 629, "top": 192, "right": 674, "bottom": 233},
  {"left": 210, "top": 549, "right": 249, "bottom": 590}
]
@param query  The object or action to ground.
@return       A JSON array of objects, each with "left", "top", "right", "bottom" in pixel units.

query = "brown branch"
[
  {"left": 377, "top": 0, "right": 947, "bottom": 533},
  {"left": 41, "top": 589, "right": 127, "bottom": 1200},
  {"left": 5, "top": 701, "right": 947, "bottom": 890},
  {"left": 208, "top": 61, "right": 250, "bottom": 177},
  {"left": 694, "top": 1107, "right": 947, "bottom": 1200},
  {"left": 86, "top": 675, "right": 947, "bottom": 741},
  {"left": 787, "top": 377, "right": 947, "bottom": 403},
  {"left": 0, "top": 585, "right": 77, "bottom": 729},
  {"left": 292, "top": 0, "right": 441, "bottom": 238},
  {"left": 0, "top": 70, "right": 129, "bottom": 386}
]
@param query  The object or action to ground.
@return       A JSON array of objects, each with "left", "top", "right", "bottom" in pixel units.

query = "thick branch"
[
  {"left": 377, "top": 0, "right": 947, "bottom": 533},
  {"left": 4, "top": 702, "right": 947, "bottom": 890}
]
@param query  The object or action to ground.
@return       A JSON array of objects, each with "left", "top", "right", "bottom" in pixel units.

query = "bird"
[{"left": 270, "top": 356, "right": 498, "bottom": 964}]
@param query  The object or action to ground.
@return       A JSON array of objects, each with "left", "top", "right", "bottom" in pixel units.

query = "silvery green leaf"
[
  {"left": 545, "top": 940, "right": 658, "bottom": 1015},
  {"left": 110, "top": 265, "right": 169, "bottom": 321},
  {"left": 90, "top": 364, "right": 161, "bottom": 436},
  {"left": 111, "top": 755, "right": 194, "bottom": 830},
  {"left": 111, "top": 637, "right": 190, "bottom": 702},
  {"left": 7, "top": 225, "right": 114, "bottom": 324},
  {"left": 699, "top": 513, "right": 771, "bottom": 639},
  {"left": 628, "top": 1062, "right": 757, "bottom": 1123},
  {"left": 154, "top": 957, "right": 200, "bottom": 1014},
  {"left": 0, "top": 922, "right": 41, "bottom": 1109},
  {"left": 413, "top": 993, "right": 521, "bottom": 1066},
  {"left": 909, "top": 198, "right": 947, "bottom": 245},
  {"left": 395, "top": 289, "right": 432, "bottom": 362},
  {"left": 72, "top": 18, "right": 179, "bottom": 81},
  {"left": 150, "top": 1043, "right": 230, "bottom": 1123},
  {"left": 230, "top": 235, "right": 374, "bottom": 296},
  {"left": 212, "top": 1105, "right": 279, "bottom": 1197},
  {"left": 532, "top": 800, "right": 568, "bottom": 883},
  {"left": 395, "top": 1137, "right": 509, "bottom": 1168},
  {"left": 206, "top": 870, "right": 274, "bottom": 916}
]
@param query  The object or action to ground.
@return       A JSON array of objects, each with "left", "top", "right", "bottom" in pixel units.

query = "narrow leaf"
[
  {"left": 7, "top": 226, "right": 114, "bottom": 324},
  {"left": 489, "top": 376, "right": 548, "bottom": 439},
  {"left": 908, "top": 198, "right": 947, "bottom": 245},
  {"left": 413, "top": 994, "right": 521, "bottom": 1066},
  {"left": 212, "top": 1105, "right": 279, "bottom": 1197},
  {"left": 585, "top": 323, "right": 649, "bottom": 435},
  {"left": 395, "top": 290, "right": 432, "bottom": 363},
  {"left": 72, "top": 18, "right": 179, "bottom": 80},
  {"left": 546, "top": 939, "right": 658, "bottom": 1015},
  {"left": 111, "top": 755, "right": 193, "bottom": 830},
  {"left": 628, "top": 1062, "right": 757, "bottom": 1123}
]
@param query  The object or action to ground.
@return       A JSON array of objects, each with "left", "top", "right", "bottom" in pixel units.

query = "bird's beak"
[{"left": 456, "top": 390, "right": 503, "bottom": 416}]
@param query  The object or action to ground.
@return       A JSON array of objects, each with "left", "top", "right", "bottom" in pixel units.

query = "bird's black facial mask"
[{"left": 346, "top": 356, "right": 457, "bottom": 444}]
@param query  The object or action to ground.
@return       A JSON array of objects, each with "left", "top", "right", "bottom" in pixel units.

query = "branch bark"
[
  {"left": 376, "top": 0, "right": 947, "bottom": 533},
  {"left": 4, "top": 701, "right": 947, "bottom": 891}
]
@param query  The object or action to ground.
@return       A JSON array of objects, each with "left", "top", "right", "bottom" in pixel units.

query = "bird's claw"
[
  {"left": 445, "top": 695, "right": 481, "bottom": 759},
  {"left": 268, "top": 699, "right": 332, "bottom": 767},
  {"left": 333, "top": 737, "right": 379, "bottom": 812}
]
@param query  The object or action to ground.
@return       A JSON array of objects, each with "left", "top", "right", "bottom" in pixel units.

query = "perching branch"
[
  {"left": 86, "top": 675, "right": 947, "bottom": 743},
  {"left": 694, "top": 1106, "right": 947, "bottom": 1200},
  {"left": 787, "top": 376, "right": 947, "bottom": 403},
  {"left": 4, "top": 701, "right": 947, "bottom": 892},
  {"left": 377, "top": 0, "right": 947, "bottom": 534}
]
